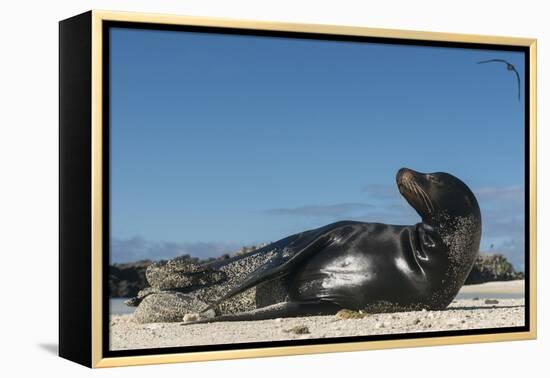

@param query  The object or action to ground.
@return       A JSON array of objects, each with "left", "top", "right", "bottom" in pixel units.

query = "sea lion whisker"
[
  {"left": 420, "top": 190, "right": 433, "bottom": 214},
  {"left": 411, "top": 183, "right": 431, "bottom": 214},
  {"left": 423, "top": 188, "right": 435, "bottom": 213},
  {"left": 410, "top": 181, "right": 423, "bottom": 203},
  {"left": 414, "top": 183, "right": 434, "bottom": 213},
  {"left": 407, "top": 180, "right": 415, "bottom": 194},
  {"left": 416, "top": 183, "right": 434, "bottom": 212},
  {"left": 410, "top": 182, "right": 422, "bottom": 199},
  {"left": 420, "top": 188, "right": 434, "bottom": 213}
]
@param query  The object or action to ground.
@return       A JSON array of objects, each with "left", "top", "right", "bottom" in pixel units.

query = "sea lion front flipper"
[
  {"left": 186, "top": 301, "right": 339, "bottom": 324},
  {"left": 201, "top": 233, "right": 334, "bottom": 313}
]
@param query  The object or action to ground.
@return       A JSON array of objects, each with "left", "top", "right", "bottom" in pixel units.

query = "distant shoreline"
[{"left": 459, "top": 279, "right": 524, "bottom": 294}]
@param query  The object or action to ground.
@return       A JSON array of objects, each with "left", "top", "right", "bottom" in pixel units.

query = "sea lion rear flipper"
[
  {"left": 147, "top": 258, "right": 226, "bottom": 291},
  {"left": 201, "top": 234, "right": 333, "bottom": 313}
]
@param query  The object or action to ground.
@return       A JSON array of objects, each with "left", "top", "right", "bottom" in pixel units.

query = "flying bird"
[{"left": 477, "top": 59, "right": 521, "bottom": 101}]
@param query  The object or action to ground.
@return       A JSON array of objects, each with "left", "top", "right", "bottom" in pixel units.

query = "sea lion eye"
[{"left": 428, "top": 175, "right": 441, "bottom": 185}]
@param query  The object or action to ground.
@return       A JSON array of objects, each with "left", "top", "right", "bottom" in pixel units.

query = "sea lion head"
[
  {"left": 396, "top": 168, "right": 482, "bottom": 297},
  {"left": 396, "top": 168, "right": 481, "bottom": 231}
]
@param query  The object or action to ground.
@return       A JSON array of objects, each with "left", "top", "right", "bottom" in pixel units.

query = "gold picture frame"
[{"left": 59, "top": 9, "right": 537, "bottom": 368}]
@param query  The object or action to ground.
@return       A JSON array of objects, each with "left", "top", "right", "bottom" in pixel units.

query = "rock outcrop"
[
  {"left": 109, "top": 260, "right": 151, "bottom": 298},
  {"left": 464, "top": 253, "right": 524, "bottom": 285}
]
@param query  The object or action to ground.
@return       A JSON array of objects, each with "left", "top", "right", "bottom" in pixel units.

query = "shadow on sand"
[{"left": 448, "top": 304, "right": 525, "bottom": 311}]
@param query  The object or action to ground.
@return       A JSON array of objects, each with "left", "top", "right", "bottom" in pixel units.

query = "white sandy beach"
[
  {"left": 110, "top": 280, "right": 525, "bottom": 351},
  {"left": 458, "top": 280, "right": 525, "bottom": 295}
]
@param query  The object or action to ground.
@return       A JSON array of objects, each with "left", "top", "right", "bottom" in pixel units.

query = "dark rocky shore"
[
  {"left": 109, "top": 248, "right": 523, "bottom": 298},
  {"left": 465, "top": 253, "right": 524, "bottom": 284}
]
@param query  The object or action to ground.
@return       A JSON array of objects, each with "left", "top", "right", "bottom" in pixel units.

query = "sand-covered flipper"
[
  {"left": 133, "top": 292, "right": 209, "bottom": 323},
  {"left": 146, "top": 257, "right": 227, "bottom": 291},
  {"left": 125, "top": 257, "right": 227, "bottom": 308}
]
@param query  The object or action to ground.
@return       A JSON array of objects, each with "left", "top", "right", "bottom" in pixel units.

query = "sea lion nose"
[{"left": 397, "top": 168, "right": 414, "bottom": 183}]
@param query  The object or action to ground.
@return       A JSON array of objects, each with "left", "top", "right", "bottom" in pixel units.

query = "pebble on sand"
[
  {"left": 183, "top": 313, "right": 199, "bottom": 323},
  {"left": 284, "top": 325, "right": 310, "bottom": 335},
  {"left": 335, "top": 309, "right": 369, "bottom": 320}
]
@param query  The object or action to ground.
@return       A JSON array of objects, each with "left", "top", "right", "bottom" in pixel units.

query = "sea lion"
[{"left": 130, "top": 168, "right": 482, "bottom": 323}]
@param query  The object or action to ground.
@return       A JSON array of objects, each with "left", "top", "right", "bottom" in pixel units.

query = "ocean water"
[
  {"left": 111, "top": 298, "right": 135, "bottom": 315},
  {"left": 454, "top": 292, "right": 524, "bottom": 300}
]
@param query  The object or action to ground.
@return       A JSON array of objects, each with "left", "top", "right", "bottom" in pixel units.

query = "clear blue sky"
[{"left": 109, "top": 27, "right": 525, "bottom": 269}]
